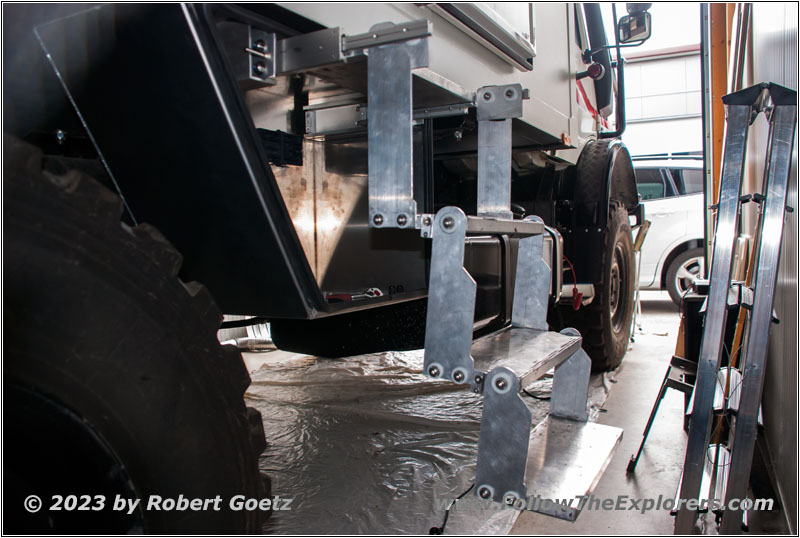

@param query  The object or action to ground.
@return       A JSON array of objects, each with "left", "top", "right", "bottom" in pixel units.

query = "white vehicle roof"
[{"left": 632, "top": 158, "right": 703, "bottom": 169}]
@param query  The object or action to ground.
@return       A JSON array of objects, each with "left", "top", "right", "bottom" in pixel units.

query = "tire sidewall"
[{"left": 599, "top": 204, "right": 635, "bottom": 367}]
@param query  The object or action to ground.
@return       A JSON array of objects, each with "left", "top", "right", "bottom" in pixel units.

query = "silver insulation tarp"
[{"left": 244, "top": 349, "right": 611, "bottom": 534}]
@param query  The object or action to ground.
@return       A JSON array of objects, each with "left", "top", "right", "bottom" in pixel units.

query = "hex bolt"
[
  {"left": 453, "top": 370, "right": 465, "bottom": 383},
  {"left": 505, "top": 88, "right": 515, "bottom": 99},
  {"left": 482, "top": 91, "right": 492, "bottom": 101},
  {"left": 373, "top": 214, "right": 384, "bottom": 226},
  {"left": 504, "top": 494, "right": 516, "bottom": 505},
  {"left": 442, "top": 216, "right": 455, "bottom": 230},
  {"left": 495, "top": 377, "right": 508, "bottom": 391},
  {"left": 396, "top": 214, "right": 408, "bottom": 226},
  {"left": 428, "top": 366, "right": 440, "bottom": 377},
  {"left": 479, "top": 487, "right": 492, "bottom": 499}
]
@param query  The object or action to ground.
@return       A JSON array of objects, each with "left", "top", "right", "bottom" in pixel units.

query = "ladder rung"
[{"left": 471, "top": 327, "right": 581, "bottom": 389}]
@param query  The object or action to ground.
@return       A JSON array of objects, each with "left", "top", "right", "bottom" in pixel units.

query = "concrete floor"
[{"left": 512, "top": 290, "right": 688, "bottom": 534}]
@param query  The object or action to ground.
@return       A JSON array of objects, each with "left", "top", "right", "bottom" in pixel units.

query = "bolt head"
[
  {"left": 373, "top": 214, "right": 384, "bottom": 226},
  {"left": 482, "top": 91, "right": 492, "bottom": 101},
  {"left": 453, "top": 371, "right": 465, "bottom": 383},
  {"left": 442, "top": 216, "right": 455, "bottom": 230},
  {"left": 504, "top": 494, "right": 516, "bottom": 505},
  {"left": 428, "top": 366, "right": 440, "bottom": 377},
  {"left": 396, "top": 214, "right": 408, "bottom": 226},
  {"left": 495, "top": 378, "right": 508, "bottom": 390},
  {"left": 474, "top": 374, "right": 484, "bottom": 384},
  {"left": 505, "top": 88, "right": 515, "bottom": 99},
  {"left": 479, "top": 487, "right": 492, "bottom": 499},
  {"left": 253, "top": 62, "right": 266, "bottom": 75},
  {"left": 422, "top": 216, "right": 432, "bottom": 226}
]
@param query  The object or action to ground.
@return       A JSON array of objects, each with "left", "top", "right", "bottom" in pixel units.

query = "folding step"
[
  {"left": 471, "top": 326, "right": 582, "bottom": 390},
  {"left": 522, "top": 417, "right": 623, "bottom": 521}
]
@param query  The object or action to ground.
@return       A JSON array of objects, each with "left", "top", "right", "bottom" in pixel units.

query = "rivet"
[{"left": 373, "top": 214, "right": 384, "bottom": 226}]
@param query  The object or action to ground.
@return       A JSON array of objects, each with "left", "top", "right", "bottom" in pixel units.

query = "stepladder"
[{"left": 673, "top": 82, "right": 797, "bottom": 534}]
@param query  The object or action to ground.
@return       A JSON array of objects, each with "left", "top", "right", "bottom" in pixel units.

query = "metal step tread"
[
  {"left": 466, "top": 215, "right": 543, "bottom": 237},
  {"left": 524, "top": 416, "right": 623, "bottom": 521},
  {"left": 472, "top": 327, "right": 582, "bottom": 389}
]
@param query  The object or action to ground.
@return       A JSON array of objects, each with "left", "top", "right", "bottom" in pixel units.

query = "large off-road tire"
[
  {"left": 562, "top": 202, "right": 635, "bottom": 372},
  {"left": 3, "top": 138, "right": 268, "bottom": 534}
]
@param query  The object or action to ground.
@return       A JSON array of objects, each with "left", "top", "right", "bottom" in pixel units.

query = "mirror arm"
[{"left": 599, "top": 2, "right": 627, "bottom": 139}]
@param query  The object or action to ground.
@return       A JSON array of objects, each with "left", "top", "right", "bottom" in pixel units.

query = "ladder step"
[
  {"left": 466, "top": 215, "right": 544, "bottom": 237},
  {"left": 523, "top": 416, "right": 623, "bottom": 521},
  {"left": 472, "top": 327, "right": 582, "bottom": 389}
]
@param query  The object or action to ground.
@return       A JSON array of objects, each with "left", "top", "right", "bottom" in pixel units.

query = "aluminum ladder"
[
  {"left": 674, "top": 82, "right": 797, "bottom": 534},
  {"left": 361, "top": 21, "right": 623, "bottom": 521}
]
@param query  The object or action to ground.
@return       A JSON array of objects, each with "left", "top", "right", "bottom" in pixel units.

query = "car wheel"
[{"left": 666, "top": 247, "right": 705, "bottom": 305}]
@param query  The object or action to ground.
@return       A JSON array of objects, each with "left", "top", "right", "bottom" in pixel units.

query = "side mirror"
[
  {"left": 618, "top": 11, "right": 652, "bottom": 44},
  {"left": 626, "top": 3, "right": 652, "bottom": 15}
]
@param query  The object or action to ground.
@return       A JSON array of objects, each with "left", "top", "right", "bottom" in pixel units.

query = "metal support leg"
[
  {"left": 475, "top": 84, "right": 524, "bottom": 219},
  {"left": 674, "top": 103, "right": 752, "bottom": 533},
  {"left": 550, "top": 328, "right": 591, "bottom": 421},
  {"left": 367, "top": 37, "right": 428, "bottom": 229},
  {"left": 512, "top": 216, "right": 550, "bottom": 331},
  {"left": 719, "top": 102, "right": 797, "bottom": 534},
  {"left": 423, "top": 207, "right": 476, "bottom": 383},
  {"left": 627, "top": 368, "right": 671, "bottom": 473},
  {"left": 474, "top": 367, "right": 530, "bottom": 505}
]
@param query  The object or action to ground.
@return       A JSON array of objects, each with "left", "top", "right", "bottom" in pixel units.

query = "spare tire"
[{"left": 3, "top": 137, "right": 268, "bottom": 533}]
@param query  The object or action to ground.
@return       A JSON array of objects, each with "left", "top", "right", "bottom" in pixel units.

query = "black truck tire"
[
  {"left": 3, "top": 137, "right": 268, "bottom": 534},
  {"left": 561, "top": 202, "right": 635, "bottom": 372}
]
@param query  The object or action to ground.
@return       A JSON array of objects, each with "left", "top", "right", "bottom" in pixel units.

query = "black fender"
[{"left": 573, "top": 138, "right": 639, "bottom": 228}]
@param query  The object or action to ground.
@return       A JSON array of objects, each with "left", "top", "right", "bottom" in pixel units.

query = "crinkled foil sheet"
[{"left": 244, "top": 349, "right": 611, "bottom": 534}]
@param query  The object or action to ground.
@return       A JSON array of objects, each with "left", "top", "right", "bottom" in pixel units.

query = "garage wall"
[{"left": 748, "top": 2, "right": 798, "bottom": 533}]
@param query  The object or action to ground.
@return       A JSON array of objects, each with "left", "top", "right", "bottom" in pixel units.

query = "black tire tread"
[{"left": 4, "top": 136, "right": 268, "bottom": 532}]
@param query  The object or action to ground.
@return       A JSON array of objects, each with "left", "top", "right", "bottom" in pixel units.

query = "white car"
[{"left": 634, "top": 158, "right": 706, "bottom": 304}]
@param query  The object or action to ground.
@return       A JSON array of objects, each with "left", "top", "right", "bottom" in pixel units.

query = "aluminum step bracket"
[
  {"left": 476, "top": 84, "right": 525, "bottom": 220},
  {"left": 423, "top": 208, "right": 552, "bottom": 384},
  {"left": 366, "top": 22, "right": 430, "bottom": 231}
]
